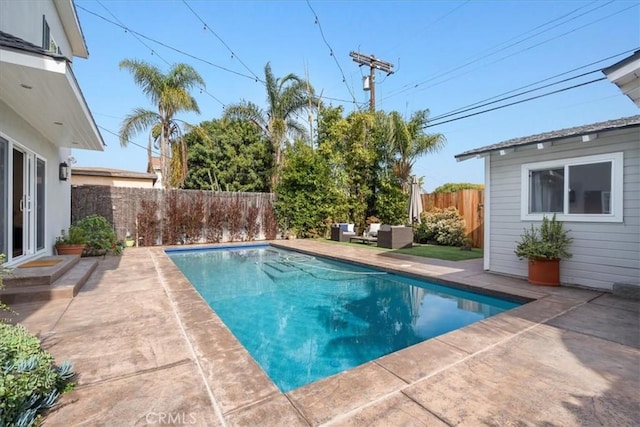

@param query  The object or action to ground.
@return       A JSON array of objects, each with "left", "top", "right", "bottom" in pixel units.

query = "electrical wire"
[
  {"left": 76, "top": 4, "right": 259, "bottom": 82},
  {"left": 181, "top": 0, "right": 263, "bottom": 83},
  {"left": 383, "top": 0, "right": 624, "bottom": 101},
  {"left": 429, "top": 47, "right": 638, "bottom": 122},
  {"left": 305, "top": 0, "right": 358, "bottom": 105},
  {"left": 425, "top": 77, "right": 607, "bottom": 128},
  {"left": 94, "top": 1, "right": 226, "bottom": 108}
]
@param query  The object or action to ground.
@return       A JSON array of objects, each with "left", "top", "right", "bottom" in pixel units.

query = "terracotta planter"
[
  {"left": 528, "top": 257, "right": 560, "bottom": 286},
  {"left": 55, "top": 244, "right": 86, "bottom": 256}
]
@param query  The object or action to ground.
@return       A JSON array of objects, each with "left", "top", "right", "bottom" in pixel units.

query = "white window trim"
[{"left": 520, "top": 152, "right": 623, "bottom": 222}]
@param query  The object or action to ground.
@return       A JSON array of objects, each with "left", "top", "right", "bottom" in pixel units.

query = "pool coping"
[{"left": 157, "top": 240, "right": 604, "bottom": 425}]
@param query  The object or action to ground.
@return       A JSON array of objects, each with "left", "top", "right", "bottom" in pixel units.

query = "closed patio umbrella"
[{"left": 409, "top": 176, "right": 423, "bottom": 224}]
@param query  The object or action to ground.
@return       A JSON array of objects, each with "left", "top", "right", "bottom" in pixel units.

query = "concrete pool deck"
[{"left": 7, "top": 240, "right": 639, "bottom": 426}]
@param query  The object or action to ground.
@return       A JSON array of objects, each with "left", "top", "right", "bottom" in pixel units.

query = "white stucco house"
[
  {"left": 0, "top": 0, "right": 104, "bottom": 265},
  {"left": 455, "top": 115, "right": 639, "bottom": 291}
]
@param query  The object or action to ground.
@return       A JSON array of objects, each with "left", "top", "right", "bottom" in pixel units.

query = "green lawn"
[{"left": 324, "top": 239, "right": 483, "bottom": 261}]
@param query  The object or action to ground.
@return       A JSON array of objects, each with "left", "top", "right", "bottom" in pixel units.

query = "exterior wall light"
[{"left": 59, "top": 162, "right": 69, "bottom": 181}]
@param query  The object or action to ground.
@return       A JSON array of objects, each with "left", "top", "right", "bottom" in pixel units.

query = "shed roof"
[
  {"left": 455, "top": 115, "right": 640, "bottom": 161},
  {"left": 72, "top": 167, "right": 157, "bottom": 180}
]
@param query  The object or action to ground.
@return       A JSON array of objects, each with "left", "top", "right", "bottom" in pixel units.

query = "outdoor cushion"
[{"left": 366, "top": 223, "right": 381, "bottom": 237}]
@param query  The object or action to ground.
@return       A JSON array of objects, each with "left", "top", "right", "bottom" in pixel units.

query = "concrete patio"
[{"left": 6, "top": 240, "right": 639, "bottom": 426}]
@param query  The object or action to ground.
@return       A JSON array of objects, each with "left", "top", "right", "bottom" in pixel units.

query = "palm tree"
[
  {"left": 387, "top": 110, "right": 445, "bottom": 191},
  {"left": 223, "top": 62, "right": 317, "bottom": 188},
  {"left": 119, "top": 59, "right": 205, "bottom": 188}
]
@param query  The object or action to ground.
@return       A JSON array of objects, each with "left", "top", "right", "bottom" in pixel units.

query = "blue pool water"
[{"left": 167, "top": 244, "right": 520, "bottom": 392}]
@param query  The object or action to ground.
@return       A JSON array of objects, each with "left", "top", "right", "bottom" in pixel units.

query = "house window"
[
  {"left": 42, "top": 16, "right": 60, "bottom": 54},
  {"left": 521, "top": 152, "right": 623, "bottom": 222}
]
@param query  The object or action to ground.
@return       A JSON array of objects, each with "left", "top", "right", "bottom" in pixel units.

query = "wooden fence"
[{"left": 421, "top": 189, "right": 484, "bottom": 248}]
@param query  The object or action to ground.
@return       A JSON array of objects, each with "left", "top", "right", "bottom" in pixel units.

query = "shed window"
[{"left": 521, "top": 152, "right": 623, "bottom": 222}]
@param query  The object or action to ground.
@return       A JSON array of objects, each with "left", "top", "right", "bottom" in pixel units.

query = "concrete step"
[
  {"left": 3, "top": 255, "right": 80, "bottom": 287},
  {"left": 1, "top": 258, "right": 98, "bottom": 304}
]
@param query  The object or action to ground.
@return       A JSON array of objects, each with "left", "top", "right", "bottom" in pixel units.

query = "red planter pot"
[
  {"left": 55, "top": 244, "right": 86, "bottom": 256},
  {"left": 528, "top": 257, "right": 560, "bottom": 286}
]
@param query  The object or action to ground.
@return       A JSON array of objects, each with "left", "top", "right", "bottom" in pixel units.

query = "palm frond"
[{"left": 119, "top": 109, "right": 160, "bottom": 146}]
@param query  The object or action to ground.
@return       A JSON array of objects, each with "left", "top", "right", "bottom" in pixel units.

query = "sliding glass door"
[{"left": 2, "top": 141, "right": 46, "bottom": 262}]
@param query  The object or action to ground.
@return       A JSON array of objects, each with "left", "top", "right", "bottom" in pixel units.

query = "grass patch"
[
  {"left": 322, "top": 239, "right": 483, "bottom": 261},
  {"left": 394, "top": 244, "right": 483, "bottom": 261}
]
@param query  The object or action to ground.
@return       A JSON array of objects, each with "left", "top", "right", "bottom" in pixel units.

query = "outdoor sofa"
[{"left": 377, "top": 225, "right": 413, "bottom": 249}]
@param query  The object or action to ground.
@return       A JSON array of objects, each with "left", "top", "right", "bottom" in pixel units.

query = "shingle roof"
[
  {"left": 455, "top": 115, "right": 640, "bottom": 161},
  {"left": 0, "top": 30, "right": 66, "bottom": 61}
]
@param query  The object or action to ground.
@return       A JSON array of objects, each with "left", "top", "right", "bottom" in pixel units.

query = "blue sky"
[{"left": 72, "top": 0, "right": 639, "bottom": 192}]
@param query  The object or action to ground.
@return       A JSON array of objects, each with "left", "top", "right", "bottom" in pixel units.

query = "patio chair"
[
  {"left": 330, "top": 223, "right": 356, "bottom": 242},
  {"left": 377, "top": 225, "right": 413, "bottom": 249}
]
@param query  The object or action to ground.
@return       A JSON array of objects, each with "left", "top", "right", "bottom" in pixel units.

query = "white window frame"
[{"left": 520, "top": 152, "right": 623, "bottom": 222}]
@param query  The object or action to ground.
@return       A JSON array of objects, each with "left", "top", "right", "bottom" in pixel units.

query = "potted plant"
[
  {"left": 515, "top": 214, "right": 572, "bottom": 286},
  {"left": 55, "top": 225, "right": 87, "bottom": 256}
]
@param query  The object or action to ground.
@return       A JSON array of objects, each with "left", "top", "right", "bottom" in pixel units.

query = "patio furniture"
[
  {"left": 330, "top": 223, "right": 356, "bottom": 242},
  {"left": 377, "top": 225, "right": 414, "bottom": 249},
  {"left": 349, "top": 235, "right": 378, "bottom": 245},
  {"left": 364, "top": 223, "right": 381, "bottom": 237}
]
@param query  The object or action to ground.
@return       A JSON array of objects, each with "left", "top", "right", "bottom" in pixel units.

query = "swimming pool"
[{"left": 167, "top": 244, "right": 520, "bottom": 392}]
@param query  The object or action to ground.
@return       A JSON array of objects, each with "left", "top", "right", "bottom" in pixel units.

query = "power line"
[
  {"left": 383, "top": 0, "right": 622, "bottom": 101},
  {"left": 76, "top": 5, "right": 259, "bottom": 82},
  {"left": 94, "top": 1, "right": 226, "bottom": 108},
  {"left": 430, "top": 48, "right": 638, "bottom": 121},
  {"left": 426, "top": 77, "right": 607, "bottom": 128},
  {"left": 98, "top": 125, "right": 165, "bottom": 160},
  {"left": 181, "top": 0, "right": 263, "bottom": 83},
  {"left": 305, "top": 0, "right": 358, "bottom": 105}
]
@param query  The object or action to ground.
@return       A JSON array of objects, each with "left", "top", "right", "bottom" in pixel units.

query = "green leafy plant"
[
  {"left": 515, "top": 214, "right": 572, "bottom": 260},
  {"left": 55, "top": 225, "right": 87, "bottom": 246},
  {"left": 433, "top": 182, "right": 484, "bottom": 193},
  {"left": 415, "top": 207, "right": 467, "bottom": 247},
  {"left": 1, "top": 253, "right": 15, "bottom": 321},
  {"left": 0, "top": 323, "right": 75, "bottom": 426},
  {"left": 74, "top": 215, "right": 117, "bottom": 256}
]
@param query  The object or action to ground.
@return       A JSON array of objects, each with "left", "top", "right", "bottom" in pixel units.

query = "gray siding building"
[{"left": 456, "top": 116, "right": 639, "bottom": 291}]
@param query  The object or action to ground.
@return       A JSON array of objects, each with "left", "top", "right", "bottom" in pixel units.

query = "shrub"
[
  {"left": 416, "top": 207, "right": 467, "bottom": 247},
  {"left": 181, "top": 191, "right": 204, "bottom": 244},
  {"left": 262, "top": 202, "right": 278, "bottom": 240},
  {"left": 245, "top": 203, "right": 260, "bottom": 241},
  {"left": 74, "top": 215, "right": 117, "bottom": 256},
  {"left": 515, "top": 214, "right": 572, "bottom": 260},
  {"left": 433, "top": 183, "right": 484, "bottom": 193},
  {"left": 163, "top": 191, "right": 180, "bottom": 245},
  {"left": 137, "top": 200, "right": 160, "bottom": 247},
  {"left": 227, "top": 196, "right": 244, "bottom": 242},
  {"left": 0, "top": 323, "right": 75, "bottom": 426},
  {"left": 205, "top": 198, "right": 226, "bottom": 243}
]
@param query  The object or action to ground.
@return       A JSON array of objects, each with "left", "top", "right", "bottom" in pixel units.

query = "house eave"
[
  {"left": 53, "top": 0, "right": 89, "bottom": 58},
  {"left": 455, "top": 115, "right": 640, "bottom": 162},
  {"left": 0, "top": 46, "right": 104, "bottom": 151}
]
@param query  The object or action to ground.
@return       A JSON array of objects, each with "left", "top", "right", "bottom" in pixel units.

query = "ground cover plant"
[{"left": 0, "top": 254, "right": 76, "bottom": 426}]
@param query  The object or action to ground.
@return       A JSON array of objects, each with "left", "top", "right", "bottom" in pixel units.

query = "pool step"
[{"left": 263, "top": 260, "right": 301, "bottom": 275}]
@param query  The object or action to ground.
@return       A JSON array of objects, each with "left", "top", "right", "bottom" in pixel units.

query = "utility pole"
[{"left": 349, "top": 51, "right": 394, "bottom": 111}]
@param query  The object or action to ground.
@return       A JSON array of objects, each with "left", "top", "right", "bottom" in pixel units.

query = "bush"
[
  {"left": 74, "top": 215, "right": 117, "bottom": 256},
  {"left": 433, "top": 183, "right": 484, "bottom": 193},
  {"left": 0, "top": 323, "right": 75, "bottom": 426},
  {"left": 416, "top": 207, "right": 467, "bottom": 247}
]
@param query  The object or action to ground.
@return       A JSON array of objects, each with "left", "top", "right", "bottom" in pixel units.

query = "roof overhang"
[
  {"left": 53, "top": 0, "right": 88, "bottom": 58},
  {"left": 0, "top": 47, "right": 104, "bottom": 151},
  {"left": 455, "top": 115, "right": 640, "bottom": 162},
  {"left": 602, "top": 50, "right": 640, "bottom": 107}
]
